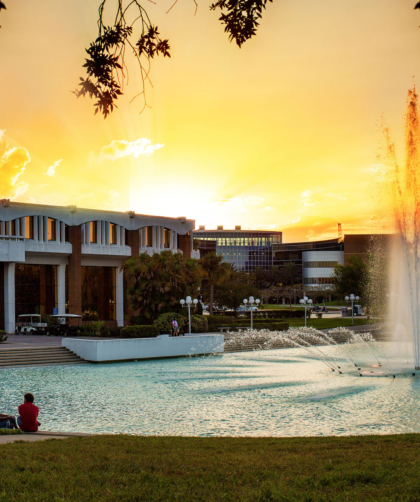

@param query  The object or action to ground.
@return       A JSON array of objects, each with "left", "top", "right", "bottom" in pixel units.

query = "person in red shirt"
[{"left": 18, "top": 393, "right": 41, "bottom": 432}]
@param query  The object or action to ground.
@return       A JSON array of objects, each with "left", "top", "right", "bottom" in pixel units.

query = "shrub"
[
  {"left": 153, "top": 312, "right": 184, "bottom": 334},
  {"left": 0, "top": 330, "right": 8, "bottom": 344},
  {"left": 207, "top": 321, "right": 289, "bottom": 332},
  {"left": 208, "top": 310, "right": 305, "bottom": 319},
  {"left": 191, "top": 315, "right": 208, "bottom": 333},
  {"left": 120, "top": 325, "right": 159, "bottom": 338}
]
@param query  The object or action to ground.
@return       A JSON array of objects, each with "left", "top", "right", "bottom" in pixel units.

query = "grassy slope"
[{"left": 1, "top": 435, "right": 420, "bottom": 501}]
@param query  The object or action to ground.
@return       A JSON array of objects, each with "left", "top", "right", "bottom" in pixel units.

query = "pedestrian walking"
[{"left": 183, "top": 316, "right": 189, "bottom": 335}]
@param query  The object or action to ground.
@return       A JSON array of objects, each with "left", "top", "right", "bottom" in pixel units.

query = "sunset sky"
[{"left": 0, "top": 0, "right": 419, "bottom": 241}]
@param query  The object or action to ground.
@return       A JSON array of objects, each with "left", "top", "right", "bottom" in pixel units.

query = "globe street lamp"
[
  {"left": 243, "top": 296, "right": 260, "bottom": 329},
  {"left": 180, "top": 296, "right": 198, "bottom": 335},
  {"left": 299, "top": 296, "right": 313, "bottom": 327},
  {"left": 345, "top": 294, "right": 359, "bottom": 326}
]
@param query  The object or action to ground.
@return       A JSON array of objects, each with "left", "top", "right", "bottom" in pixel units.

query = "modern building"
[
  {"left": 273, "top": 238, "right": 344, "bottom": 286},
  {"left": 274, "top": 234, "right": 393, "bottom": 288},
  {"left": 0, "top": 200, "right": 195, "bottom": 333},
  {"left": 193, "top": 225, "right": 282, "bottom": 272}
]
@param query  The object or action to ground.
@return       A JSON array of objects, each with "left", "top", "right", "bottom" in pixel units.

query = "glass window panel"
[{"left": 25, "top": 216, "right": 34, "bottom": 240}]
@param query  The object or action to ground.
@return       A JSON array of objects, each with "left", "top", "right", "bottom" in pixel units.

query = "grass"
[
  {"left": 1, "top": 434, "right": 420, "bottom": 501},
  {"left": 287, "top": 318, "right": 380, "bottom": 330},
  {"left": 0, "top": 429, "right": 22, "bottom": 436}
]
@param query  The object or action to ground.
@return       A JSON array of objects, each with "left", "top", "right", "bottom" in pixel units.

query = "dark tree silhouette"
[{"left": 0, "top": 0, "right": 273, "bottom": 117}]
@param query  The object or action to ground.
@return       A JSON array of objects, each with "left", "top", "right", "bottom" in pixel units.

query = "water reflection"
[{"left": 1, "top": 344, "right": 420, "bottom": 437}]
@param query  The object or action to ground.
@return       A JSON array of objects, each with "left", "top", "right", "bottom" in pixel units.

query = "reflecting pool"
[{"left": 1, "top": 343, "right": 420, "bottom": 437}]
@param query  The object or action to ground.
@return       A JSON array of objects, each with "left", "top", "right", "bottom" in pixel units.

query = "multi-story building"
[
  {"left": 273, "top": 234, "right": 394, "bottom": 288},
  {"left": 273, "top": 238, "right": 344, "bottom": 286},
  {"left": 0, "top": 200, "right": 195, "bottom": 332},
  {"left": 192, "top": 225, "right": 282, "bottom": 272}
]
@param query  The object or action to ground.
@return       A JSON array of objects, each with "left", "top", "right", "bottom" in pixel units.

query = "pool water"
[{"left": 1, "top": 343, "right": 420, "bottom": 437}]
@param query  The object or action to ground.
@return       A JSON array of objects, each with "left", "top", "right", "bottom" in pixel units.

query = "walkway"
[{"left": 0, "top": 431, "right": 92, "bottom": 445}]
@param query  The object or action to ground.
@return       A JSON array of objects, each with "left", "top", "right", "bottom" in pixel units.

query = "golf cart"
[
  {"left": 49, "top": 314, "right": 83, "bottom": 336},
  {"left": 15, "top": 314, "right": 48, "bottom": 335}
]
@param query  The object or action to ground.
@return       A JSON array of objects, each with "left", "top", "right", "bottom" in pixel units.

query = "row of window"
[
  {"left": 303, "top": 278, "right": 334, "bottom": 285},
  {"left": 199, "top": 237, "right": 278, "bottom": 246},
  {"left": 303, "top": 261, "right": 338, "bottom": 269},
  {"left": 2, "top": 218, "right": 173, "bottom": 248}
]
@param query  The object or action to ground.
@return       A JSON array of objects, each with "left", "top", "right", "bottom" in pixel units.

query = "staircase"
[{"left": 0, "top": 346, "right": 87, "bottom": 368}]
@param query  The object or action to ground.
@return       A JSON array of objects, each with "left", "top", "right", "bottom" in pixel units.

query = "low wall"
[{"left": 62, "top": 334, "right": 225, "bottom": 362}]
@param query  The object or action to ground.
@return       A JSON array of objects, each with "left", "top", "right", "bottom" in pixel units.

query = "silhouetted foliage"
[
  {"left": 210, "top": 0, "right": 272, "bottom": 47},
  {"left": 73, "top": 1, "right": 171, "bottom": 118},
  {"left": 1, "top": 0, "right": 273, "bottom": 117}
]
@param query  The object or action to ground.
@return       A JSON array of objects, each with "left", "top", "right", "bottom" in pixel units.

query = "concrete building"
[
  {"left": 0, "top": 200, "right": 195, "bottom": 333},
  {"left": 274, "top": 234, "right": 393, "bottom": 289},
  {"left": 193, "top": 225, "right": 282, "bottom": 272}
]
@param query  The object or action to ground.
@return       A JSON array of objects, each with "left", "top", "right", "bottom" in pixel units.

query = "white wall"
[
  {"left": 62, "top": 335, "right": 224, "bottom": 362},
  {"left": 302, "top": 250, "right": 344, "bottom": 286}
]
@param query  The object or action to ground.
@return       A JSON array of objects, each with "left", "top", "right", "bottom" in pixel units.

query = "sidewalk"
[{"left": 0, "top": 431, "right": 92, "bottom": 445}]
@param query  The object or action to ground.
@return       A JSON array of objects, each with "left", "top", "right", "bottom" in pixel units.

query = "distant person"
[
  {"left": 183, "top": 316, "right": 189, "bottom": 336},
  {"left": 18, "top": 393, "right": 40, "bottom": 432},
  {"left": 0, "top": 411, "right": 17, "bottom": 429},
  {"left": 172, "top": 318, "right": 179, "bottom": 337}
]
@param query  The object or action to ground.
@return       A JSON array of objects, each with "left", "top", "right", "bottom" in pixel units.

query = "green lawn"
[
  {"left": 1, "top": 435, "right": 420, "bottom": 501},
  {"left": 287, "top": 318, "right": 379, "bottom": 330}
]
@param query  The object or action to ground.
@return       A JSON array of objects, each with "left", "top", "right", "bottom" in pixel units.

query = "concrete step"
[
  {"left": 0, "top": 360, "right": 88, "bottom": 368},
  {"left": 0, "top": 347, "right": 86, "bottom": 368},
  {"left": 0, "top": 355, "right": 84, "bottom": 364}
]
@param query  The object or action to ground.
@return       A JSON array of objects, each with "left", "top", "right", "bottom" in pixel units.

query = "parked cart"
[{"left": 15, "top": 314, "right": 48, "bottom": 335}]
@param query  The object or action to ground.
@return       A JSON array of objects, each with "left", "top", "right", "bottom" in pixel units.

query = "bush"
[
  {"left": 153, "top": 313, "right": 209, "bottom": 334},
  {"left": 191, "top": 315, "right": 208, "bottom": 333},
  {"left": 120, "top": 325, "right": 159, "bottom": 338},
  {"left": 0, "top": 330, "right": 8, "bottom": 344},
  {"left": 207, "top": 321, "right": 289, "bottom": 332},
  {"left": 208, "top": 310, "right": 305, "bottom": 319},
  {"left": 153, "top": 312, "right": 184, "bottom": 334}
]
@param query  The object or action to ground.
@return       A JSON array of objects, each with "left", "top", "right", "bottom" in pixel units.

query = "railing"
[{"left": 0, "top": 235, "right": 25, "bottom": 240}]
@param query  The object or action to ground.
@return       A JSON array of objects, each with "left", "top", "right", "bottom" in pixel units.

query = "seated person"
[
  {"left": 18, "top": 393, "right": 41, "bottom": 432},
  {"left": 0, "top": 412, "right": 17, "bottom": 429}
]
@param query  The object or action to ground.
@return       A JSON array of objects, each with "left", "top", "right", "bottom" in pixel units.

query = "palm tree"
[{"left": 199, "top": 252, "right": 230, "bottom": 315}]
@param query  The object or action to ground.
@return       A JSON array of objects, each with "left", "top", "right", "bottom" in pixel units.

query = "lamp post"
[
  {"left": 299, "top": 296, "right": 313, "bottom": 327},
  {"left": 180, "top": 296, "right": 198, "bottom": 335},
  {"left": 345, "top": 294, "right": 359, "bottom": 326},
  {"left": 243, "top": 296, "right": 260, "bottom": 329}
]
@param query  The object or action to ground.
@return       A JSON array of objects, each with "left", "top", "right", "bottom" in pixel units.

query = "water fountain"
[{"left": 381, "top": 86, "right": 420, "bottom": 369}]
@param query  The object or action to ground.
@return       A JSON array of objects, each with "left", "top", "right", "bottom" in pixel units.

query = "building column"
[
  {"left": 57, "top": 263, "right": 66, "bottom": 315},
  {"left": 126, "top": 230, "right": 140, "bottom": 256},
  {"left": 68, "top": 226, "right": 82, "bottom": 319},
  {"left": 116, "top": 267, "right": 124, "bottom": 327},
  {"left": 43, "top": 216, "right": 48, "bottom": 242},
  {"left": 178, "top": 232, "right": 192, "bottom": 259},
  {"left": 0, "top": 264, "right": 5, "bottom": 330},
  {"left": 4, "top": 263, "right": 15, "bottom": 333}
]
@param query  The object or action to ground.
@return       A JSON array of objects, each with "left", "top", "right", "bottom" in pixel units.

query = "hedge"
[
  {"left": 207, "top": 310, "right": 305, "bottom": 319},
  {"left": 120, "top": 325, "right": 159, "bottom": 338},
  {"left": 208, "top": 321, "right": 289, "bottom": 332},
  {"left": 65, "top": 325, "right": 158, "bottom": 338},
  {"left": 153, "top": 313, "right": 208, "bottom": 334},
  {"left": 207, "top": 316, "right": 296, "bottom": 326}
]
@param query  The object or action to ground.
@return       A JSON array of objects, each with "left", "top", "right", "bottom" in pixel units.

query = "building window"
[
  {"left": 65, "top": 225, "right": 69, "bottom": 242},
  {"left": 81, "top": 266, "right": 116, "bottom": 321},
  {"left": 15, "top": 264, "right": 57, "bottom": 317},
  {"left": 164, "top": 228, "right": 170, "bottom": 248},
  {"left": 110, "top": 223, "right": 117, "bottom": 245},
  {"left": 90, "top": 221, "right": 97, "bottom": 244},
  {"left": 25, "top": 216, "right": 34, "bottom": 239},
  {"left": 47, "top": 218, "right": 56, "bottom": 241},
  {"left": 9, "top": 220, "right": 16, "bottom": 236},
  {"left": 146, "top": 226, "right": 153, "bottom": 247}
]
